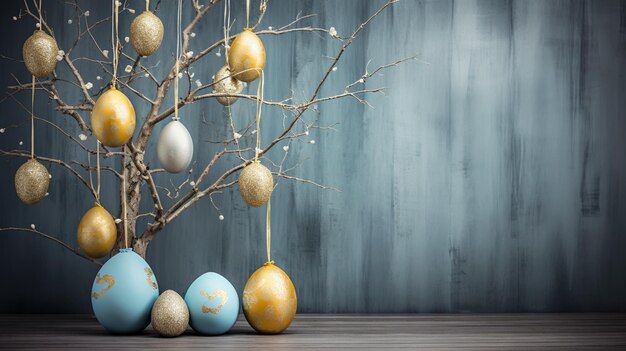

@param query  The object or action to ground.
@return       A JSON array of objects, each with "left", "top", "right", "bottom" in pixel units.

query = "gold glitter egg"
[
  {"left": 14, "top": 159, "right": 50, "bottom": 205},
  {"left": 243, "top": 262, "right": 297, "bottom": 334},
  {"left": 213, "top": 65, "right": 244, "bottom": 106},
  {"left": 22, "top": 30, "right": 59, "bottom": 77},
  {"left": 228, "top": 29, "right": 265, "bottom": 82},
  {"left": 91, "top": 87, "right": 136, "bottom": 147},
  {"left": 238, "top": 161, "right": 273, "bottom": 207},
  {"left": 130, "top": 11, "right": 164, "bottom": 57},
  {"left": 151, "top": 290, "right": 189, "bottom": 337},
  {"left": 77, "top": 205, "right": 117, "bottom": 259}
]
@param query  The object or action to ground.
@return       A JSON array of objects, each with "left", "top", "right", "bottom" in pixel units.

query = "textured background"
[{"left": 1, "top": 0, "right": 626, "bottom": 313}]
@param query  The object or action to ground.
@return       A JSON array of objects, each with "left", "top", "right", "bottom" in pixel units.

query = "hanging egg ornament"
[
  {"left": 238, "top": 161, "right": 273, "bottom": 207},
  {"left": 243, "top": 262, "right": 297, "bottom": 334},
  {"left": 22, "top": 30, "right": 59, "bottom": 77},
  {"left": 151, "top": 290, "right": 189, "bottom": 337},
  {"left": 14, "top": 159, "right": 50, "bottom": 205},
  {"left": 91, "top": 248, "right": 159, "bottom": 334},
  {"left": 130, "top": 11, "right": 164, "bottom": 57},
  {"left": 228, "top": 29, "right": 265, "bottom": 83},
  {"left": 157, "top": 120, "right": 193, "bottom": 173},
  {"left": 91, "top": 87, "right": 136, "bottom": 147},
  {"left": 184, "top": 272, "right": 239, "bottom": 335},
  {"left": 213, "top": 65, "right": 244, "bottom": 106},
  {"left": 77, "top": 205, "right": 117, "bottom": 258}
]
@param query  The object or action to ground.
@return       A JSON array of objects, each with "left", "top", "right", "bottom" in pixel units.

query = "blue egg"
[
  {"left": 91, "top": 248, "right": 159, "bottom": 334},
  {"left": 184, "top": 272, "right": 239, "bottom": 335}
]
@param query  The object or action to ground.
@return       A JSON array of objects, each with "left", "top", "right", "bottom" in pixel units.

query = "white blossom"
[
  {"left": 190, "top": 32, "right": 196, "bottom": 38},
  {"left": 144, "top": 73, "right": 149, "bottom": 77},
  {"left": 114, "top": 218, "right": 122, "bottom": 224},
  {"left": 309, "top": 140, "right": 316, "bottom": 144},
  {"left": 67, "top": 19, "right": 72, "bottom": 24},
  {"left": 211, "top": 75, "right": 215, "bottom": 80},
  {"left": 48, "top": 174, "right": 52, "bottom": 179},
  {"left": 195, "top": 79, "right": 202, "bottom": 87},
  {"left": 305, "top": 130, "right": 309, "bottom": 136},
  {"left": 45, "top": 192, "right": 49, "bottom": 196},
  {"left": 78, "top": 133, "right": 87, "bottom": 141},
  {"left": 84, "top": 10, "right": 90, "bottom": 17},
  {"left": 12, "top": 16, "right": 17, "bottom": 21},
  {"left": 251, "top": 130, "right": 257, "bottom": 135},
  {"left": 124, "top": 36, "right": 129, "bottom": 43},
  {"left": 329, "top": 26, "right": 337, "bottom": 37},
  {"left": 128, "top": 8, "right": 136, "bottom": 14},
  {"left": 85, "top": 82, "right": 93, "bottom": 90},
  {"left": 215, "top": 50, "right": 221, "bottom": 57},
  {"left": 189, "top": 72, "right": 195, "bottom": 78},
  {"left": 358, "top": 78, "right": 364, "bottom": 83},
  {"left": 282, "top": 145, "right": 289, "bottom": 152},
  {"left": 125, "top": 65, "right": 133, "bottom": 73},
  {"left": 219, "top": 214, "right": 224, "bottom": 221},
  {"left": 0, "top": 128, "right": 5, "bottom": 133},
  {"left": 268, "top": 26, "right": 273, "bottom": 30},
  {"left": 102, "top": 50, "right": 109, "bottom": 58},
  {"left": 56, "top": 55, "right": 63, "bottom": 61},
  {"left": 332, "top": 66, "right": 338, "bottom": 72},
  {"left": 233, "top": 132, "right": 241, "bottom": 139},
  {"left": 35, "top": 23, "right": 41, "bottom": 28},
  {"left": 96, "top": 76, "right": 102, "bottom": 80},
  {"left": 19, "top": 141, "right": 23, "bottom": 145},
  {"left": 255, "top": 147, "right": 263, "bottom": 154},
  {"left": 177, "top": 72, "right": 183, "bottom": 79},
  {"left": 30, "top": 224, "right": 36, "bottom": 229},
  {"left": 190, "top": 181, "right": 196, "bottom": 187},
  {"left": 186, "top": 51, "right": 194, "bottom": 58}
]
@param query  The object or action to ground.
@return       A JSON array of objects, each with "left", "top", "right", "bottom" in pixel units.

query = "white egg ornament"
[{"left": 157, "top": 120, "right": 193, "bottom": 173}]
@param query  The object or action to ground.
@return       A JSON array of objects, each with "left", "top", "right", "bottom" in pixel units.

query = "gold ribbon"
[
  {"left": 145, "top": 0, "right": 149, "bottom": 12},
  {"left": 30, "top": 76, "right": 35, "bottom": 159},
  {"left": 266, "top": 197, "right": 272, "bottom": 263},
  {"left": 173, "top": 0, "right": 181, "bottom": 121},
  {"left": 123, "top": 145, "right": 128, "bottom": 248},
  {"left": 111, "top": 0, "right": 119, "bottom": 88},
  {"left": 254, "top": 70, "right": 264, "bottom": 162},
  {"left": 95, "top": 141, "right": 101, "bottom": 205},
  {"left": 223, "top": 0, "right": 231, "bottom": 65},
  {"left": 246, "top": 0, "right": 250, "bottom": 29}
]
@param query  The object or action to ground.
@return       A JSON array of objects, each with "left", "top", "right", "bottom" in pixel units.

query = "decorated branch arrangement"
[{"left": 2, "top": 0, "right": 412, "bottom": 336}]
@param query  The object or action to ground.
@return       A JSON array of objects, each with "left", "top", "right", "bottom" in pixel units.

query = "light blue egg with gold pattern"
[
  {"left": 91, "top": 248, "right": 159, "bottom": 334},
  {"left": 184, "top": 272, "right": 239, "bottom": 335}
]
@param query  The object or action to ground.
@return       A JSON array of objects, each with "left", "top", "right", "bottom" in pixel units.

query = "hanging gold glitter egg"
[
  {"left": 14, "top": 158, "right": 50, "bottom": 205},
  {"left": 77, "top": 205, "right": 117, "bottom": 259},
  {"left": 238, "top": 161, "right": 273, "bottom": 207},
  {"left": 243, "top": 262, "right": 297, "bottom": 334},
  {"left": 213, "top": 65, "right": 244, "bottom": 106},
  {"left": 91, "top": 87, "right": 136, "bottom": 147},
  {"left": 130, "top": 11, "right": 164, "bottom": 57},
  {"left": 22, "top": 30, "right": 59, "bottom": 77},
  {"left": 228, "top": 29, "right": 265, "bottom": 83}
]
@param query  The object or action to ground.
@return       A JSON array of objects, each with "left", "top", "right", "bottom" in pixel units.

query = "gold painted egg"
[
  {"left": 22, "top": 30, "right": 59, "bottom": 77},
  {"left": 91, "top": 87, "right": 136, "bottom": 147},
  {"left": 242, "top": 263, "right": 297, "bottom": 334},
  {"left": 228, "top": 29, "right": 266, "bottom": 83},
  {"left": 213, "top": 65, "right": 244, "bottom": 106},
  {"left": 130, "top": 11, "right": 164, "bottom": 57},
  {"left": 151, "top": 290, "right": 189, "bottom": 337},
  {"left": 238, "top": 161, "right": 273, "bottom": 207},
  {"left": 14, "top": 159, "right": 50, "bottom": 205},
  {"left": 77, "top": 205, "right": 117, "bottom": 258}
]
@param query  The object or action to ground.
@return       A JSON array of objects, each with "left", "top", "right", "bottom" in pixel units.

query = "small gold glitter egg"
[
  {"left": 15, "top": 158, "right": 50, "bottom": 205},
  {"left": 151, "top": 290, "right": 189, "bottom": 337},
  {"left": 228, "top": 29, "right": 266, "bottom": 82},
  {"left": 243, "top": 262, "right": 297, "bottom": 334},
  {"left": 22, "top": 30, "right": 59, "bottom": 77},
  {"left": 91, "top": 87, "right": 136, "bottom": 147},
  {"left": 213, "top": 65, "right": 244, "bottom": 106},
  {"left": 77, "top": 205, "right": 117, "bottom": 259},
  {"left": 238, "top": 161, "right": 273, "bottom": 207},
  {"left": 130, "top": 11, "right": 164, "bottom": 57}
]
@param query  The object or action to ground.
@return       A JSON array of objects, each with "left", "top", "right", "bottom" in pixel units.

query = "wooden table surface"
[{"left": 1, "top": 314, "right": 625, "bottom": 350}]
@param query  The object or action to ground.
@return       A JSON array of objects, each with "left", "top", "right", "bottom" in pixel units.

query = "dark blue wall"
[{"left": 1, "top": 0, "right": 626, "bottom": 313}]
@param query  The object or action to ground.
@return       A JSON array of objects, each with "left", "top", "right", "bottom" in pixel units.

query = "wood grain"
[{"left": 1, "top": 314, "right": 626, "bottom": 350}]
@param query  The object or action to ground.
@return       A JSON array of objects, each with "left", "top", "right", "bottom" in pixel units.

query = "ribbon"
[
  {"left": 145, "top": 0, "right": 149, "bottom": 12},
  {"left": 254, "top": 70, "right": 264, "bottom": 162},
  {"left": 246, "top": 0, "right": 250, "bottom": 29},
  {"left": 30, "top": 76, "right": 35, "bottom": 159},
  {"left": 122, "top": 145, "right": 128, "bottom": 248},
  {"left": 266, "top": 197, "right": 272, "bottom": 263},
  {"left": 173, "top": 0, "right": 181, "bottom": 121},
  {"left": 111, "top": 0, "right": 119, "bottom": 88}
]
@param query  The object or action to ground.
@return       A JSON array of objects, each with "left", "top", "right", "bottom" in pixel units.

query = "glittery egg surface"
[
  {"left": 157, "top": 120, "right": 193, "bottom": 173},
  {"left": 130, "top": 11, "right": 164, "bottom": 57},
  {"left": 91, "top": 248, "right": 159, "bottom": 334},
  {"left": 243, "top": 262, "right": 297, "bottom": 334},
  {"left": 22, "top": 30, "right": 59, "bottom": 77},
  {"left": 228, "top": 29, "right": 266, "bottom": 82},
  {"left": 238, "top": 161, "right": 273, "bottom": 207},
  {"left": 77, "top": 205, "right": 117, "bottom": 258},
  {"left": 184, "top": 272, "right": 239, "bottom": 335},
  {"left": 91, "top": 87, "right": 136, "bottom": 147},
  {"left": 213, "top": 65, "right": 244, "bottom": 106},
  {"left": 14, "top": 159, "right": 50, "bottom": 205},
  {"left": 151, "top": 290, "right": 189, "bottom": 337}
]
